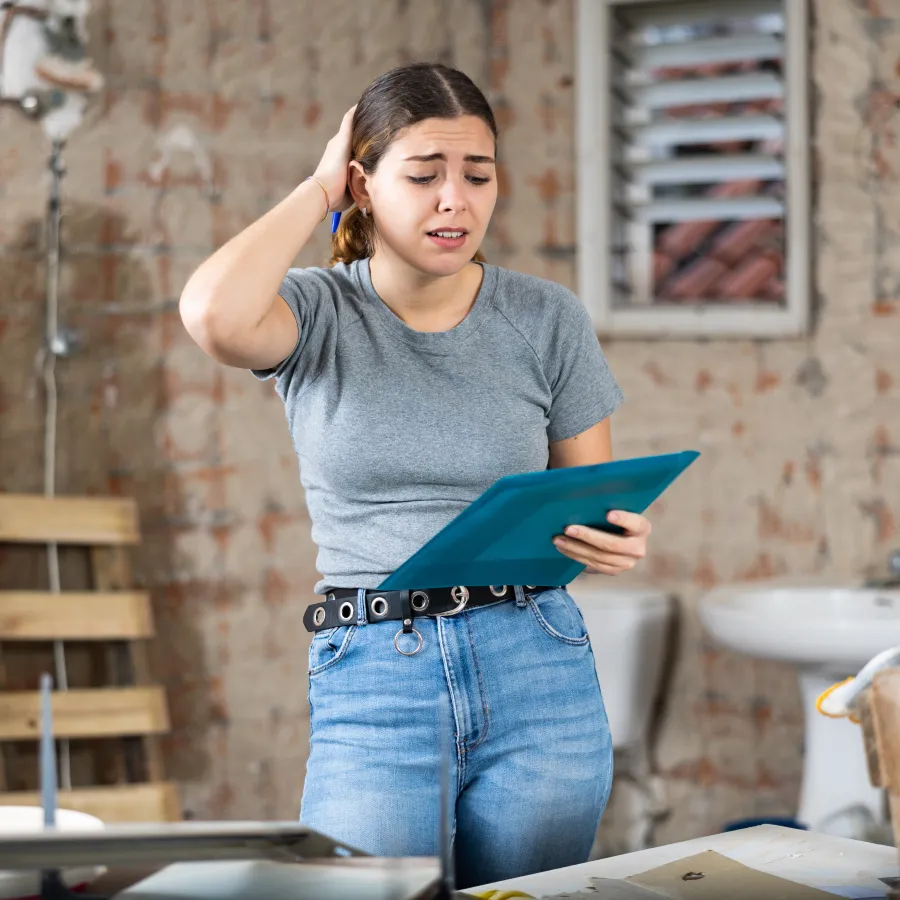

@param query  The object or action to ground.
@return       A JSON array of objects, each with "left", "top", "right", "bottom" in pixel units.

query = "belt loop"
[
  {"left": 399, "top": 590, "right": 413, "bottom": 633},
  {"left": 513, "top": 585, "right": 527, "bottom": 608},
  {"left": 356, "top": 588, "right": 368, "bottom": 625}
]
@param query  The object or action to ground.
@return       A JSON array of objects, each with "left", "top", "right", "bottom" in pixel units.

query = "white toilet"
[{"left": 568, "top": 576, "right": 674, "bottom": 749}]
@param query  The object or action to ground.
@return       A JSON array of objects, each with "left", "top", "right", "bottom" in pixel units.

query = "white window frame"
[{"left": 575, "top": 0, "right": 811, "bottom": 338}]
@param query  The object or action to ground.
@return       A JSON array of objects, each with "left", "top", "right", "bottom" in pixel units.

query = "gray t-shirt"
[{"left": 253, "top": 258, "right": 623, "bottom": 594}]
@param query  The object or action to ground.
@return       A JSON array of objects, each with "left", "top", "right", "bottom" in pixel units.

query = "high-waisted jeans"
[{"left": 300, "top": 586, "right": 614, "bottom": 890}]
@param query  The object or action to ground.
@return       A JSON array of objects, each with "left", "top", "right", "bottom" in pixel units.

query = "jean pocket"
[
  {"left": 308, "top": 624, "right": 357, "bottom": 676},
  {"left": 526, "top": 588, "right": 590, "bottom": 645}
]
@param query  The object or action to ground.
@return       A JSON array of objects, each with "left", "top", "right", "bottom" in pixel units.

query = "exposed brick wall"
[{"left": 0, "top": 0, "right": 898, "bottom": 841}]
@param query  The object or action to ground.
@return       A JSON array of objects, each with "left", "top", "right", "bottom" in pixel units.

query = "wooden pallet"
[{"left": 0, "top": 493, "right": 181, "bottom": 822}]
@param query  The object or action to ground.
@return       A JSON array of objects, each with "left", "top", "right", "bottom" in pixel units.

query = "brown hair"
[{"left": 329, "top": 62, "right": 498, "bottom": 267}]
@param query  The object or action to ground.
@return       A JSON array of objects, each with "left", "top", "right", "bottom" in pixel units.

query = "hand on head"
[{"left": 313, "top": 105, "right": 358, "bottom": 214}]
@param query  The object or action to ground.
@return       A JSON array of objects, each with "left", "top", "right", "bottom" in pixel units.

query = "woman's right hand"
[{"left": 313, "top": 105, "right": 357, "bottom": 213}]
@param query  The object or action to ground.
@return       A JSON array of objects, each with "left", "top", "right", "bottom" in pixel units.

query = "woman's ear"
[{"left": 348, "top": 161, "right": 370, "bottom": 211}]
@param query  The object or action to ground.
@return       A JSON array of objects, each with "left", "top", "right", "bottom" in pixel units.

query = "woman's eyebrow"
[{"left": 402, "top": 153, "right": 496, "bottom": 164}]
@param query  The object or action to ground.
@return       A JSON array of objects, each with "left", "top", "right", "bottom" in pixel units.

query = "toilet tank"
[{"left": 567, "top": 578, "right": 673, "bottom": 749}]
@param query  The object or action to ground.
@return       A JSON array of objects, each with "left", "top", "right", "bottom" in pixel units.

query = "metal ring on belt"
[{"left": 302, "top": 585, "right": 560, "bottom": 634}]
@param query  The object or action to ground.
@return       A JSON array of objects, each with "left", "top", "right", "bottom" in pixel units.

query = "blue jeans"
[{"left": 300, "top": 586, "right": 614, "bottom": 890}]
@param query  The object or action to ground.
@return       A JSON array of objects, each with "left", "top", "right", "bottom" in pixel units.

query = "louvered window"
[{"left": 576, "top": 0, "right": 810, "bottom": 338}]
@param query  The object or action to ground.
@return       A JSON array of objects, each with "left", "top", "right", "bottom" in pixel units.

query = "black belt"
[{"left": 303, "top": 584, "right": 559, "bottom": 634}]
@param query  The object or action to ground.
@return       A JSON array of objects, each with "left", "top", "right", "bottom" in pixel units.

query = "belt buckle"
[{"left": 435, "top": 585, "right": 470, "bottom": 617}]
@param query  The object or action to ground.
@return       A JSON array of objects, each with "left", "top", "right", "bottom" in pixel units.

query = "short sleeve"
[
  {"left": 250, "top": 267, "right": 335, "bottom": 397},
  {"left": 545, "top": 292, "right": 624, "bottom": 443}
]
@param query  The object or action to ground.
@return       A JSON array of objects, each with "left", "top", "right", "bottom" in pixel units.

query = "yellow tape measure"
[{"left": 472, "top": 892, "right": 536, "bottom": 899}]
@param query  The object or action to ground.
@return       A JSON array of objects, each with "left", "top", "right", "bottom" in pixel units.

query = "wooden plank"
[
  {"left": 89, "top": 546, "right": 169, "bottom": 786},
  {"left": 0, "top": 494, "right": 140, "bottom": 545},
  {"left": 0, "top": 687, "right": 169, "bottom": 740},
  {"left": 0, "top": 647, "right": 7, "bottom": 792},
  {"left": 0, "top": 591, "right": 154, "bottom": 640},
  {"left": 128, "top": 642, "right": 166, "bottom": 783},
  {"left": 90, "top": 547, "right": 139, "bottom": 687},
  {"left": 89, "top": 547, "right": 131, "bottom": 785},
  {"left": 90, "top": 546, "right": 133, "bottom": 592},
  {"left": 0, "top": 781, "right": 181, "bottom": 822}
]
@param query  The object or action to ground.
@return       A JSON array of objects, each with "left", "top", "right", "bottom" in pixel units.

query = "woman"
[{"left": 180, "top": 62, "right": 652, "bottom": 889}]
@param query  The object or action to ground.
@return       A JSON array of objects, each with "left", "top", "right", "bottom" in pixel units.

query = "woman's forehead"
[{"left": 387, "top": 116, "right": 495, "bottom": 160}]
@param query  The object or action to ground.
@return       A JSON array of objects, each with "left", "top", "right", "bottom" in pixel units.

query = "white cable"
[{"left": 43, "top": 140, "right": 71, "bottom": 792}]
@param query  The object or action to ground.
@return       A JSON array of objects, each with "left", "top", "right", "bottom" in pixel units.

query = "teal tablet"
[{"left": 378, "top": 450, "right": 700, "bottom": 590}]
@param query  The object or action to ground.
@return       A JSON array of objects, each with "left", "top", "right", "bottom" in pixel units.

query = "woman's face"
[{"left": 355, "top": 115, "right": 498, "bottom": 277}]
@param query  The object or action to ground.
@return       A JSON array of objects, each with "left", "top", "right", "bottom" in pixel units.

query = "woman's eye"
[{"left": 406, "top": 175, "right": 492, "bottom": 186}]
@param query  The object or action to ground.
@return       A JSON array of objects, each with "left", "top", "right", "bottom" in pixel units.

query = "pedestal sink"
[{"left": 698, "top": 580, "right": 900, "bottom": 838}]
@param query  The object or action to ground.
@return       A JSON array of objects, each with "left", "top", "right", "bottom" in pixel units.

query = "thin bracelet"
[{"left": 305, "top": 176, "right": 330, "bottom": 222}]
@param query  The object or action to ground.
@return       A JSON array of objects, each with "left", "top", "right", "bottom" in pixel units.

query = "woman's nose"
[{"left": 437, "top": 178, "right": 468, "bottom": 212}]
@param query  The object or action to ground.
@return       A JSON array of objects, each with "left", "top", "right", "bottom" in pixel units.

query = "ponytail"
[
  {"left": 328, "top": 206, "right": 487, "bottom": 266},
  {"left": 329, "top": 206, "right": 374, "bottom": 266}
]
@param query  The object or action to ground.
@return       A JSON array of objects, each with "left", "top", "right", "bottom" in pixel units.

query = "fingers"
[
  {"left": 341, "top": 105, "right": 357, "bottom": 130},
  {"left": 324, "top": 106, "right": 355, "bottom": 149},
  {"left": 552, "top": 513, "right": 651, "bottom": 576},
  {"left": 553, "top": 539, "right": 638, "bottom": 573},
  {"left": 559, "top": 524, "right": 646, "bottom": 559},
  {"left": 584, "top": 563, "right": 625, "bottom": 576},
  {"left": 607, "top": 509, "right": 651, "bottom": 536},
  {"left": 328, "top": 107, "right": 356, "bottom": 149},
  {"left": 314, "top": 106, "right": 358, "bottom": 210}
]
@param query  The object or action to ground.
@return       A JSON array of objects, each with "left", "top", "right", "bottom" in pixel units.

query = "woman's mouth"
[{"left": 427, "top": 230, "right": 468, "bottom": 249}]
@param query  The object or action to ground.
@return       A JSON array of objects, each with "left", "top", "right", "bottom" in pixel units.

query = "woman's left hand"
[{"left": 552, "top": 510, "right": 651, "bottom": 575}]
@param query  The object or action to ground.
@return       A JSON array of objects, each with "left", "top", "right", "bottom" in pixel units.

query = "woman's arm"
[
  {"left": 179, "top": 106, "right": 356, "bottom": 371},
  {"left": 547, "top": 418, "right": 612, "bottom": 469},
  {"left": 548, "top": 418, "right": 652, "bottom": 576}
]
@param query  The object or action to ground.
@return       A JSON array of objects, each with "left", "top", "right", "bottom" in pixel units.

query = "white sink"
[
  {"left": 698, "top": 580, "right": 900, "bottom": 839},
  {"left": 698, "top": 582, "right": 900, "bottom": 673}
]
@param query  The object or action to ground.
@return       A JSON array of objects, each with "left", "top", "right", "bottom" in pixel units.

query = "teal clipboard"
[{"left": 378, "top": 450, "right": 700, "bottom": 590}]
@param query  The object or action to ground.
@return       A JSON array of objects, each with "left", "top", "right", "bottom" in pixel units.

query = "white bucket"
[{"left": 0, "top": 806, "right": 105, "bottom": 900}]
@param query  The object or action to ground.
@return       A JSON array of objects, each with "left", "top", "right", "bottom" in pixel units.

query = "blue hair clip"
[{"left": 330, "top": 211, "right": 342, "bottom": 233}]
